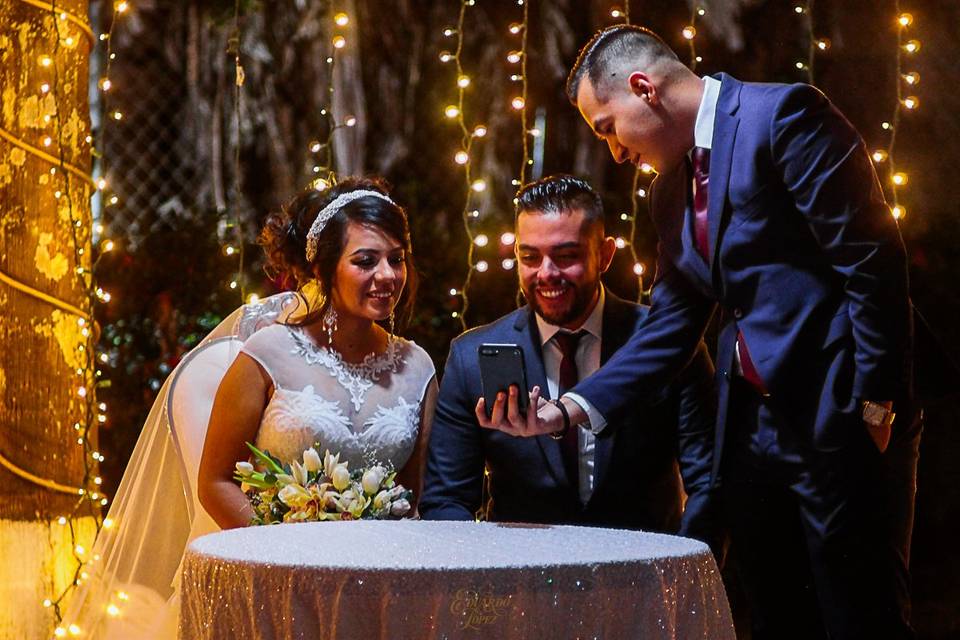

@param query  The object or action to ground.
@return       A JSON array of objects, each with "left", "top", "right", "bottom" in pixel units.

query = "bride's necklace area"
[{"left": 288, "top": 326, "right": 403, "bottom": 412}]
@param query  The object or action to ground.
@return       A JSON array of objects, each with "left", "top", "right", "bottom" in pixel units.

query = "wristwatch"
[
  {"left": 548, "top": 399, "right": 571, "bottom": 440},
  {"left": 862, "top": 400, "right": 896, "bottom": 429}
]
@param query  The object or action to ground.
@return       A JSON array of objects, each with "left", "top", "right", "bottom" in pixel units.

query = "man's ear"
[
  {"left": 598, "top": 236, "right": 617, "bottom": 273},
  {"left": 628, "top": 71, "right": 658, "bottom": 106}
]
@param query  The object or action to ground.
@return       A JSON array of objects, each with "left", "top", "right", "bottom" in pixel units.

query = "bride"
[
  {"left": 61, "top": 177, "right": 438, "bottom": 637},
  {"left": 199, "top": 177, "right": 437, "bottom": 529}
]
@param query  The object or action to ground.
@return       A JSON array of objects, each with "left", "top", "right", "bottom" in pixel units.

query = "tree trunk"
[{"left": 0, "top": 0, "right": 97, "bottom": 635}]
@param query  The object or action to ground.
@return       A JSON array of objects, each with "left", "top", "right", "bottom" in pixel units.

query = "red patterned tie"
[
  {"left": 691, "top": 147, "right": 768, "bottom": 395},
  {"left": 692, "top": 146, "right": 711, "bottom": 259},
  {"left": 554, "top": 330, "right": 585, "bottom": 492}
]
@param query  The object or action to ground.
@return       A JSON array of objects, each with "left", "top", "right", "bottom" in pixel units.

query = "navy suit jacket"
[
  {"left": 573, "top": 75, "right": 912, "bottom": 479},
  {"left": 420, "top": 292, "right": 720, "bottom": 542}
]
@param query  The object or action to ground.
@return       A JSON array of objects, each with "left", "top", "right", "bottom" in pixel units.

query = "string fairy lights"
[
  {"left": 226, "top": 0, "right": 247, "bottom": 301},
  {"left": 44, "top": 0, "right": 123, "bottom": 629},
  {"left": 306, "top": 10, "right": 354, "bottom": 186},
  {"left": 0, "top": 0, "right": 134, "bottom": 633},
  {"left": 612, "top": 4, "right": 650, "bottom": 300},
  {"left": 515, "top": 0, "right": 531, "bottom": 187},
  {"left": 505, "top": 0, "right": 532, "bottom": 298},
  {"left": 443, "top": 0, "right": 486, "bottom": 331},
  {"left": 682, "top": 3, "right": 706, "bottom": 71},
  {"left": 304, "top": 10, "right": 356, "bottom": 192},
  {"left": 875, "top": 3, "right": 920, "bottom": 222},
  {"left": 796, "top": 1, "right": 832, "bottom": 85}
]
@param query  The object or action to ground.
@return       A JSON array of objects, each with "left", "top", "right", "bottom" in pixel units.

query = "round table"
[{"left": 179, "top": 521, "right": 734, "bottom": 639}]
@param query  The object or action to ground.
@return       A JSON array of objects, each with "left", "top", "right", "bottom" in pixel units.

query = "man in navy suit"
[
  {"left": 479, "top": 26, "right": 918, "bottom": 639},
  {"left": 420, "top": 175, "right": 721, "bottom": 548}
]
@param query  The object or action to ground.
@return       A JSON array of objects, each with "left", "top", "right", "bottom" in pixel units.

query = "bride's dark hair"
[{"left": 258, "top": 176, "right": 418, "bottom": 332}]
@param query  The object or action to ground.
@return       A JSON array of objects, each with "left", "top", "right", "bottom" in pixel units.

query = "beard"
[{"left": 524, "top": 279, "right": 598, "bottom": 327}]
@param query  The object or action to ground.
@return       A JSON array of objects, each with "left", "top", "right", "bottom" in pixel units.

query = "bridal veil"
[{"left": 61, "top": 291, "right": 303, "bottom": 638}]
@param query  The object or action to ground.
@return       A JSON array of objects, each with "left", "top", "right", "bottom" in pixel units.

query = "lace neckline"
[{"left": 287, "top": 326, "right": 404, "bottom": 412}]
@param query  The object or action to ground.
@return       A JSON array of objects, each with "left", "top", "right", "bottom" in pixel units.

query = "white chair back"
[{"left": 167, "top": 337, "right": 243, "bottom": 539}]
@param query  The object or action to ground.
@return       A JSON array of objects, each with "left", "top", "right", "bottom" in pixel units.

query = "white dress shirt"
[
  {"left": 536, "top": 287, "right": 606, "bottom": 505},
  {"left": 694, "top": 75, "right": 721, "bottom": 149}
]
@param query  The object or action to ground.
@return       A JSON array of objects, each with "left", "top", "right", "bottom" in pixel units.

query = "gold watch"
[{"left": 862, "top": 400, "right": 895, "bottom": 429}]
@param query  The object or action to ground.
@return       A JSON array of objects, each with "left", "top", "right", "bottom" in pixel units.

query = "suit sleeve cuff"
[{"left": 564, "top": 392, "right": 607, "bottom": 434}]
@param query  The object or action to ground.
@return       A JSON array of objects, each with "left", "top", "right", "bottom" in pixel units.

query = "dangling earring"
[
  {"left": 388, "top": 311, "right": 395, "bottom": 340},
  {"left": 323, "top": 306, "right": 338, "bottom": 344}
]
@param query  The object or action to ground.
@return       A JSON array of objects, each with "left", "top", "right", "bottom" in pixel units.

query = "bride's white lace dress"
[
  {"left": 60, "top": 293, "right": 435, "bottom": 639},
  {"left": 247, "top": 323, "right": 433, "bottom": 472}
]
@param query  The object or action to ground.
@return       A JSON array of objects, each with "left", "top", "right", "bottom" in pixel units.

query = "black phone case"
[{"left": 478, "top": 344, "right": 529, "bottom": 417}]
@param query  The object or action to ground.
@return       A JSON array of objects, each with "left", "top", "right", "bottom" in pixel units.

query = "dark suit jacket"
[
  {"left": 572, "top": 75, "right": 913, "bottom": 480},
  {"left": 420, "top": 292, "right": 720, "bottom": 544}
]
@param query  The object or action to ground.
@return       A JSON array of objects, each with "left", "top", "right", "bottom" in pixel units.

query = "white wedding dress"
[
  {"left": 60, "top": 292, "right": 435, "bottom": 639},
  {"left": 246, "top": 323, "right": 433, "bottom": 471}
]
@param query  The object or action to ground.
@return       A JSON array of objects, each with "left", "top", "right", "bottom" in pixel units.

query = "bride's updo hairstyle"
[{"left": 259, "top": 177, "right": 418, "bottom": 331}]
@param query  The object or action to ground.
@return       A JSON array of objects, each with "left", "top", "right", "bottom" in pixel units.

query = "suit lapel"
[
  {"left": 512, "top": 309, "right": 567, "bottom": 486},
  {"left": 707, "top": 74, "right": 742, "bottom": 275}
]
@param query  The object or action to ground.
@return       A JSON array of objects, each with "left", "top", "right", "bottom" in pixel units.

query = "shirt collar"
[
  {"left": 536, "top": 286, "right": 605, "bottom": 347},
  {"left": 693, "top": 75, "right": 722, "bottom": 150}
]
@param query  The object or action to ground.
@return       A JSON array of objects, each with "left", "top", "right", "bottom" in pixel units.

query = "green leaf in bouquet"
[
  {"left": 235, "top": 472, "right": 277, "bottom": 490},
  {"left": 246, "top": 442, "right": 285, "bottom": 475}
]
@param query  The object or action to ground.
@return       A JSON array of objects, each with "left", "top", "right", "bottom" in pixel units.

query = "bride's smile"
[{"left": 332, "top": 221, "right": 407, "bottom": 323}]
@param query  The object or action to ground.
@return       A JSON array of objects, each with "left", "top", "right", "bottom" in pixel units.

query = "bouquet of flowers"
[{"left": 234, "top": 443, "right": 413, "bottom": 525}]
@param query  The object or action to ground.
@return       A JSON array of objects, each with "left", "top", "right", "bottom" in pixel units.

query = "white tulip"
[
  {"left": 303, "top": 448, "right": 322, "bottom": 473},
  {"left": 332, "top": 464, "right": 351, "bottom": 491},
  {"left": 291, "top": 461, "right": 308, "bottom": 486},
  {"left": 361, "top": 466, "right": 387, "bottom": 496},
  {"left": 324, "top": 450, "right": 342, "bottom": 477},
  {"left": 235, "top": 461, "right": 254, "bottom": 475}
]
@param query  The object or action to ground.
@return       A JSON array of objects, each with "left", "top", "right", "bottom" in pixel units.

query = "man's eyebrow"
[{"left": 517, "top": 242, "right": 582, "bottom": 252}]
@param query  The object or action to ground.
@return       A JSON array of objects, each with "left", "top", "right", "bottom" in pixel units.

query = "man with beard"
[
  {"left": 480, "top": 26, "right": 920, "bottom": 640},
  {"left": 421, "top": 175, "right": 721, "bottom": 546}
]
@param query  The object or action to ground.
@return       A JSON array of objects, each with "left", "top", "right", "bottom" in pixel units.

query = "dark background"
[{"left": 91, "top": 1, "right": 960, "bottom": 636}]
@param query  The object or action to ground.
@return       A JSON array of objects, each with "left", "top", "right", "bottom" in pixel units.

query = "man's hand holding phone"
[{"left": 476, "top": 384, "right": 551, "bottom": 435}]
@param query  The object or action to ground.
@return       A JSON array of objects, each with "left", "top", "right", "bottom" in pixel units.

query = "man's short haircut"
[
  {"left": 515, "top": 174, "right": 604, "bottom": 233},
  {"left": 566, "top": 25, "right": 679, "bottom": 104}
]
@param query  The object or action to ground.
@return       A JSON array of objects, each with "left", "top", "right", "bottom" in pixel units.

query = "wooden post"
[{"left": 0, "top": 0, "right": 98, "bottom": 636}]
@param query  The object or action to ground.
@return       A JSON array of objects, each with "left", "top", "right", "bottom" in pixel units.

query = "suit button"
[{"left": 733, "top": 308, "right": 743, "bottom": 319}]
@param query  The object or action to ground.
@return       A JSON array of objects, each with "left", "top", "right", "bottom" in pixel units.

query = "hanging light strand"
[
  {"left": 308, "top": 11, "right": 349, "bottom": 184},
  {"left": 231, "top": 0, "right": 246, "bottom": 301},
  {"left": 883, "top": 2, "right": 918, "bottom": 222},
  {"left": 517, "top": 0, "right": 531, "bottom": 185},
  {"left": 306, "top": 8, "right": 356, "bottom": 199},
  {"left": 448, "top": 0, "right": 479, "bottom": 331},
  {"left": 683, "top": 5, "right": 702, "bottom": 72},
  {"left": 803, "top": 1, "right": 816, "bottom": 83},
  {"left": 610, "top": 5, "right": 646, "bottom": 302},
  {"left": 42, "top": 0, "right": 112, "bottom": 628}
]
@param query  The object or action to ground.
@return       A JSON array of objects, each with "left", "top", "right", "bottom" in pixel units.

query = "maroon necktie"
[
  {"left": 554, "top": 330, "right": 585, "bottom": 492},
  {"left": 692, "top": 146, "right": 711, "bottom": 259},
  {"left": 691, "top": 147, "right": 768, "bottom": 395}
]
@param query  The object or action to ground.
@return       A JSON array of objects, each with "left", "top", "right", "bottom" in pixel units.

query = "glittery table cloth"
[{"left": 179, "top": 520, "right": 734, "bottom": 639}]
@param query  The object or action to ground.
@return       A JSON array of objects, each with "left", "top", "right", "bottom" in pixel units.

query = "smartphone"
[{"left": 478, "top": 343, "right": 529, "bottom": 418}]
